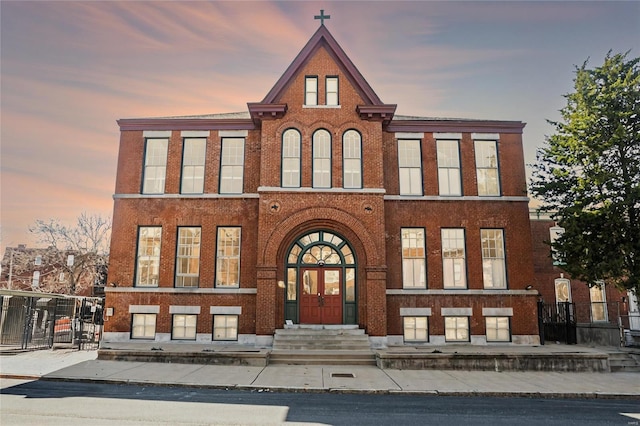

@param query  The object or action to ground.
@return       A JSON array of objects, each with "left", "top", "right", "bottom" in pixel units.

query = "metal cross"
[{"left": 314, "top": 9, "right": 330, "bottom": 26}]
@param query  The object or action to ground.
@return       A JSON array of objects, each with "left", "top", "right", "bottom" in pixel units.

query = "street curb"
[{"left": 33, "top": 375, "right": 640, "bottom": 400}]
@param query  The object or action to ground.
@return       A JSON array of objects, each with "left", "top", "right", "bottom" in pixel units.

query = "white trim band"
[
  {"left": 210, "top": 306, "right": 242, "bottom": 315},
  {"left": 143, "top": 130, "right": 171, "bottom": 138},
  {"left": 169, "top": 305, "right": 201, "bottom": 314},
  {"left": 105, "top": 287, "right": 257, "bottom": 294},
  {"left": 387, "top": 290, "right": 537, "bottom": 296},
  {"left": 482, "top": 307, "right": 513, "bottom": 316},
  {"left": 395, "top": 132, "right": 424, "bottom": 139},
  {"left": 219, "top": 130, "right": 248, "bottom": 137},
  {"left": 434, "top": 133, "right": 462, "bottom": 139},
  {"left": 129, "top": 305, "right": 160, "bottom": 314},
  {"left": 441, "top": 307, "right": 473, "bottom": 316},
  {"left": 472, "top": 133, "right": 499, "bottom": 140},
  {"left": 181, "top": 131, "right": 210, "bottom": 137},
  {"left": 400, "top": 307, "right": 432, "bottom": 316}
]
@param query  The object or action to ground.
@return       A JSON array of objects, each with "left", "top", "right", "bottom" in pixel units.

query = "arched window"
[
  {"left": 343, "top": 130, "right": 362, "bottom": 189},
  {"left": 312, "top": 129, "right": 331, "bottom": 188},
  {"left": 282, "top": 129, "right": 301, "bottom": 187}
]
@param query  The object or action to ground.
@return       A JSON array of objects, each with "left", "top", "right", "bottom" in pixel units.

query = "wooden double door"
[{"left": 299, "top": 268, "right": 342, "bottom": 324}]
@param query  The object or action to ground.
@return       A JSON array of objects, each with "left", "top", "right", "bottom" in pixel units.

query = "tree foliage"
[
  {"left": 530, "top": 51, "right": 640, "bottom": 294},
  {"left": 28, "top": 212, "right": 111, "bottom": 294}
]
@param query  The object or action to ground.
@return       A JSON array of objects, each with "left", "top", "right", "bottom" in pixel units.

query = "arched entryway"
[{"left": 284, "top": 230, "right": 357, "bottom": 325}]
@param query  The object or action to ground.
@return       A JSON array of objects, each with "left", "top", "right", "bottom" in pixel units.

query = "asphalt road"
[{"left": 1, "top": 379, "right": 638, "bottom": 425}]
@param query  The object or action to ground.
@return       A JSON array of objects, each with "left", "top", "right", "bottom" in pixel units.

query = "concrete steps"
[
  {"left": 270, "top": 325, "right": 375, "bottom": 365},
  {"left": 608, "top": 351, "right": 640, "bottom": 372}
]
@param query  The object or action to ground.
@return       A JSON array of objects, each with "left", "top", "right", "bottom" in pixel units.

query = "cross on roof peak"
[{"left": 314, "top": 9, "right": 330, "bottom": 26}]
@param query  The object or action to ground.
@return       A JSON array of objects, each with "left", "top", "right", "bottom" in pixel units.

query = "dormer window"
[
  {"left": 326, "top": 76, "right": 338, "bottom": 106},
  {"left": 305, "top": 76, "right": 318, "bottom": 106}
]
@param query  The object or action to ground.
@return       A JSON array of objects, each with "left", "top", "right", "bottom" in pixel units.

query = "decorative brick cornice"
[
  {"left": 357, "top": 104, "right": 397, "bottom": 124},
  {"left": 386, "top": 119, "right": 525, "bottom": 134},
  {"left": 247, "top": 103, "right": 288, "bottom": 124},
  {"left": 117, "top": 118, "right": 255, "bottom": 131}
]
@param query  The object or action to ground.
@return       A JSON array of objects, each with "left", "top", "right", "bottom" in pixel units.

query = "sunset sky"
[{"left": 1, "top": 1, "right": 638, "bottom": 252}]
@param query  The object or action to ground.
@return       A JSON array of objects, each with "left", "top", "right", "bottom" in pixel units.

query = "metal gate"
[
  {"left": 538, "top": 301, "right": 577, "bottom": 344},
  {"left": 0, "top": 291, "right": 103, "bottom": 351}
]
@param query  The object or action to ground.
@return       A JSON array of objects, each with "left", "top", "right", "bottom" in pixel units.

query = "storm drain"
[{"left": 331, "top": 373, "right": 355, "bottom": 378}]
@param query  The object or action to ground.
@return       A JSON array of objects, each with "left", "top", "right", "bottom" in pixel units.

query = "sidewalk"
[{"left": 1, "top": 347, "right": 639, "bottom": 398}]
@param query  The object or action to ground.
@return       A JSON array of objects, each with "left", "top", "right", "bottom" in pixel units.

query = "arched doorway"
[{"left": 284, "top": 230, "right": 357, "bottom": 325}]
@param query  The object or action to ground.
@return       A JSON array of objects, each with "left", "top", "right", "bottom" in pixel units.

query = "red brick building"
[{"left": 104, "top": 23, "right": 539, "bottom": 347}]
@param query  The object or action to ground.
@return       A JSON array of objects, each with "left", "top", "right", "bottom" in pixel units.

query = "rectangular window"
[
  {"left": 219, "top": 138, "right": 245, "bottom": 194},
  {"left": 172, "top": 314, "right": 197, "bottom": 340},
  {"left": 403, "top": 317, "right": 428, "bottom": 342},
  {"left": 136, "top": 226, "right": 162, "bottom": 287},
  {"left": 213, "top": 315, "right": 238, "bottom": 341},
  {"left": 485, "top": 317, "right": 510, "bottom": 342},
  {"left": 549, "top": 225, "right": 565, "bottom": 265},
  {"left": 481, "top": 229, "right": 506, "bottom": 289},
  {"left": 131, "top": 313, "right": 156, "bottom": 339},
  {"left": 216, "top": 227, "right": 241, "bottom": 287},
  {"left": 58, "top": 272, "right": 65, "bottom": 282},
  {"left": 181, "top": 138, "right": 206, "bottom": 194},
  {"left": 305, "top": 76, "right": 318, "bottom": 105},
  {"left": 326, "top": 76, "right": 338, "bottom": 106},
  {"left": 401, "top": 228, "right": 426, "bottom": 288},
  {"left": 32, "top": 271, "right": 40, "bottom": 288},
  {"left": 445, "top": 316, "right": 470, "bottom": 342},
  {"left": 437, "top": 140, "right": 461, "bottom": 196},
  {"left": 34, "top": 255, "right": 42, "bottom": 266},
  {"left": 398, "top": 139, "right": 423, "bottom": 195},
  {"left": 555, "top": 278, "right": 571, "bottom": 303},
  {"left": 442, "top": 229, "right": 466, "bottom": 288},
  {"left": 142, "top": 138, "right": 168, "bottom": 194},
  {"left": 175, "top": 227, "right": 201, "bottom": 287},
  {"left": 475, "top": 140, "right": 500, "bottom": 196},
  {"left": 590, "top": 282, "right": 608, "bottom": 322}
]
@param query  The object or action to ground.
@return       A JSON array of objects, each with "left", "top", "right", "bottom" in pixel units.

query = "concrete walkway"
[{"left": 1, "top": 347, "right": 639, "bottom": 398}]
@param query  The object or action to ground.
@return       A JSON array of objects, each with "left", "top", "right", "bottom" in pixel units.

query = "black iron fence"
[{"left": 0, "top": 290, "right": 103, "bottom": 351}]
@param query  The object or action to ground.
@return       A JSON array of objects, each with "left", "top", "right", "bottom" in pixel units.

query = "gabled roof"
[
  {"left": 261, "top": 25, "right": 385, "bottom": 105},
  {"left": 248, "top": 25, "right": 396, "bottom": 125}
]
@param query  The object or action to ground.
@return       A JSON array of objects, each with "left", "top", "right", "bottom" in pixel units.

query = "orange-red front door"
[{"left": 299, "top": 268, "right": 342, "bottom": 324}]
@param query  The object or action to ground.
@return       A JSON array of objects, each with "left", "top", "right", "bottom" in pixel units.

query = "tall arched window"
[
  {"left": 313, "top": 129, "right": 331, "bottom": 188},
  {"left": 282, "top": 129, "right": 301, "bottom": 187},
  {"left": 343, "top": 130, "right": 362, "bottom": 189}
]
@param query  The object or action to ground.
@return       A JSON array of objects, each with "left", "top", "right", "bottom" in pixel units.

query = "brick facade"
[{"left": 104, "top": 25, "right": 540, "bottom": 347}]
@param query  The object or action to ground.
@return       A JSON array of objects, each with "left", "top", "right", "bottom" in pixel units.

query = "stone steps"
[
  {"left": 608, "top": 351, "right": 640, "bottom": 372},
  {"left": 270, "top": 325, "right": 375, "bottom": 365}
]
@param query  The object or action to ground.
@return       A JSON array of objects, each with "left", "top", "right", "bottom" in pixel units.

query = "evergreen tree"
[{"left": 530, "top": 51, "right": 640, "bottom": 294}]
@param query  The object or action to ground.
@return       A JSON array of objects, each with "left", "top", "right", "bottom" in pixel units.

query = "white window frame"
[
  {"left": 282, "top": 129, "right": 301, "bottom": 188},
  {"left": 131, "top": 313, "right": 156, "bottom": 339},
  {"left": 481, "top": 229, "right": 507, "bottom": 289},
  {"left": 172, "top": 314, "right": 197, "bottom": 340},
  {"left": 213, "top": 315, "right": 239, "bottom": 341},
  {"left": 135, "top": 226, "right": 162, "bottom": 287},
  {"left": 590, "top": 281, "right": 608, "bottom": 322},
  {"left": 215, "top": 227, "right": 241, "bottom": 288},
  {"left": 32, "top": 271, "right": 40, "bottom": 288},
  {"left": 485, "top": 316, "right": 511, "bottom": 342},
  {"left": 142, "top": 138, "right": 168, "bottom": 194},
  {"left": 398, "top": 139, "right": 423, "bottom": 195},
  {"left": 181, "top": 137, "right": 206, "bottom": 194},
  {"left": 441, "top": 229, "right": 467, "bottom": 289},
  {"left": 401, "top": 228, "right": 426, "bottom": 289},
  {"left": 445, "top": 316, "right": 470, "bottom": 342},
  {"left": 403, "top": 316, "right": 428, "bottom": 342},
  {"left": 554, "top": 277, "right": 572, "bottom": 303},
  {"left": 326, "top": 76, "right": 338, "bottom": 106},
  {"left": 474, "top": 140, "right": 500, "bottom": 196},
  {"left": 34, "top": 255, "right": 42, "bottom": 266},
  {"left": 343, "top": 130, "right": 362, "bottom": 189},
  {"left": 175, "top": 227, "right": 201, "bottom": 288},
  {"left": 305, "top": 76, "right": 318, "bottom": 106},
  {"left": 313, "top": 129, "right": 331, "bottom": 188},
  {"left": 436, "top": 139, "right": 461, "bottom": 196},
  {"left": 219, "top": 137, "right": 245, "bottom": 194}
]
